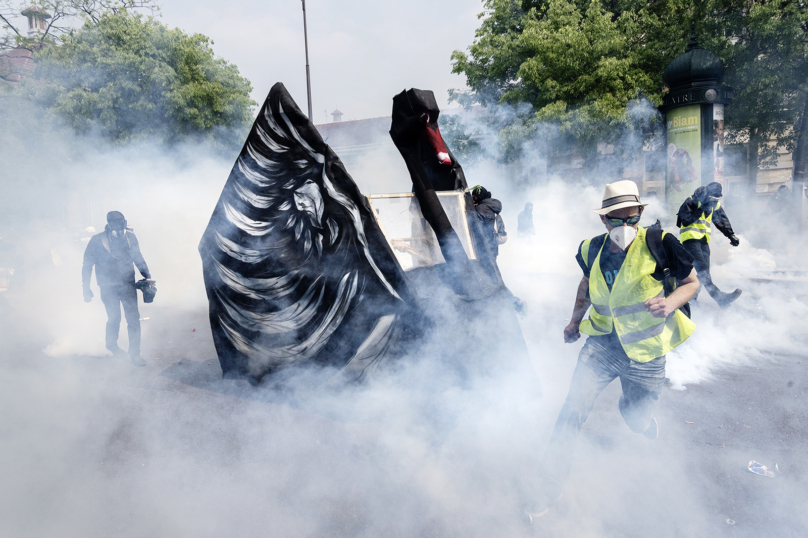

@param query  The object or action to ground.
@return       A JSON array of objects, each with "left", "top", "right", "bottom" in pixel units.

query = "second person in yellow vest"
[{"left": 676, "top": 182, "right": 742, "bottom": 308}]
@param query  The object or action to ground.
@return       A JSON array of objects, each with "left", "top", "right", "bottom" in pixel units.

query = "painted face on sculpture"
[{"left": 293, "top": 180, "right": 324, "bottom": 226}]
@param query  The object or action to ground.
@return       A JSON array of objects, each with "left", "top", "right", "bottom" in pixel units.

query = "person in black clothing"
[
  {"left": 768, "top": 185, "right": 793, "bottom": 218},
  {"left": 471, "top": 185, "right": 507, "bottom": 257},
  {"left": 677, "top": 182, "right": 741, "bottom": 308},
  {"left": 517, "top": 202, "right": 535, "bottom": 237},
  {"left": 82, "top": 211, "right": 151, "bottom": 366}
]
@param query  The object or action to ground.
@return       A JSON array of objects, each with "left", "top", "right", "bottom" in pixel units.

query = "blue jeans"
[{"left": 538, "top": 335, "right": 665, "bottom": 503}]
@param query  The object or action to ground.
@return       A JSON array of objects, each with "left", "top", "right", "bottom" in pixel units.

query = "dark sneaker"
[
  {"left": 718, "top": 289, "right": 742, "bottom": 309},
  {"left": 130, "top": 354, "right": 146, "bottom": 367},
  {"left": 644, "top": 417, "right": 658, "bottom": 440}
]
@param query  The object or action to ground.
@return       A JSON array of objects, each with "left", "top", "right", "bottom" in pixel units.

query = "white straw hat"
[{"left": 593, "top": 180, "right": 647, "bottom": 215}]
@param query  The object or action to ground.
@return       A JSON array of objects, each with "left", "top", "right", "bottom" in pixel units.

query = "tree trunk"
[
  {"left": 748, "top": 128, "right": 759, "bottom": 196},
  {"left": 791, "top": 94, "right": 808, "bottom": 232}
]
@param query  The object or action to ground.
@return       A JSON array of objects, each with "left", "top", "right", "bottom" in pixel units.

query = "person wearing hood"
[
  {"left": 471, "top": 185, "right": 507, "bottom": 257},
  {"left": 677, "top": 182, "right": 741, "bottom": 308},
  {"left": 517, "top": 202, "right": 535, "bottom": 237},
  {"left": 524, "top": 181, "right": 699, "bottom": 522},
  {"left": 82, "top": 211, "right": 151, "bottom": 367}
]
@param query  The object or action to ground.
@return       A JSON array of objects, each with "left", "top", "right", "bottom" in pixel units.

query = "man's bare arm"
[
  {"left": 645, "top": 268, "right": 699, "bottom": 318},
  {"left": 563, "top": 276, "right": 591, "bottom": 343}
]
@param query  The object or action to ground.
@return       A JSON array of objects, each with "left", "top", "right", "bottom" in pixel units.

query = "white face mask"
[{"left": 609, "top": 225, "right": 637, "bottom": 251}]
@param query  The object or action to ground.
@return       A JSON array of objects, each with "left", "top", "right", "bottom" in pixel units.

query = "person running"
[
  {"left": 677, "top": 182, "right": 741, "bottom": 308},
  {"left": 525, "top": 180, "right": 699, "bottom": 522}
]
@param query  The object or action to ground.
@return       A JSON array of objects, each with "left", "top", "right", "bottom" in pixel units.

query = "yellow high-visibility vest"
[
  {"left": 680, "top": 201, "right": 720, "bottom": 243},
  {"left": 578, "top": 227, "right": 696, "bottom": 363}
]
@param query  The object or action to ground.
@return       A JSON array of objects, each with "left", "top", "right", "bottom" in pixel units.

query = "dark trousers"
[
  {"left": 538, "top": 336, "right": 665, "bottom": 503},
  {"left": 682, "top": 238, "right": 721, "bottom": 300},
  {"left": 100, "top": 285, "right": 141, "bottom": 357}
]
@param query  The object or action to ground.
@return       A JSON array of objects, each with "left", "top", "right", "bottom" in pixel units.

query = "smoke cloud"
[{"left": 1, "top": 79, "right": 807, "bottom": 538}]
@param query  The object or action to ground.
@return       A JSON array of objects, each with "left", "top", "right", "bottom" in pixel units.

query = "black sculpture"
[{"left": 200, "top": 83, "right": 536, "bottom": 390}]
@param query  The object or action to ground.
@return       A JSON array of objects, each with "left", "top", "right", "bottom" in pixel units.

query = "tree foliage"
[
  {"left": 699, "top": 0, "right": 808, "bottom": 179},
  {"left": 24, "top": 10, "right": 255, "bottom": 146},
  {"left": 451, "top": 0, "right": 807, "bottom": 178},
  {"left": 451, "top": 0, "right": 692, "bottom": 160},
  {"left": 0, "top": 0, "right": 157, "bottom": 52}
]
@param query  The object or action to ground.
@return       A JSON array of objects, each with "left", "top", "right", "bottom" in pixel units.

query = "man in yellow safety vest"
[
  {"left": 524, "top": 180, "right": 700, "bottom": 522},
  {"left": 677, "top": 182, "right": 741, "bottom": 308}
]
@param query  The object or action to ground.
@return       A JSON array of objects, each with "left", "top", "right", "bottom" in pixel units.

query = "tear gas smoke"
[{"left": 1, "top": 87, "right": 807, "bottom": 538}]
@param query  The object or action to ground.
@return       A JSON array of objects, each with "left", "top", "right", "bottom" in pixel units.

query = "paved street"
[{"left": 0, "top": 274, "right": 806, "bottom": 537}]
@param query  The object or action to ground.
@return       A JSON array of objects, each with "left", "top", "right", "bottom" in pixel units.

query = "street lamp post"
[{"left": 301, "top": 0, "right": 313, "bottom": 121}]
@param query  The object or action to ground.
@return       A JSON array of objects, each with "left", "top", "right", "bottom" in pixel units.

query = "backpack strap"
[
  {"left": 645, "top": 228, "right": 672, "bottom": 295},
  {"left": 646, "top": 228, "right": 692, "bottom": 318}
]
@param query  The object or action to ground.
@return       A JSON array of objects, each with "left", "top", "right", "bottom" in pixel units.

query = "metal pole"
[{"left": 301, "top": 0, "right": 313, "bottom": 121}]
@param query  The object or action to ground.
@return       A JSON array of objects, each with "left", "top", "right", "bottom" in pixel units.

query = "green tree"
[
  {"left": 451, "top": 0, "right": 693, "bottom": 168},
  {"left": 24, "top": 9, "right": 255, "bottom": 146},
  {"left": 699, "top": 1, "right": 808, "bottom": 194},
  {"left": 453, "top": 0, "right": 808, "bottom": 200},
  {"left": 1, "top": 1, "right": 157, "bottom": 52}
]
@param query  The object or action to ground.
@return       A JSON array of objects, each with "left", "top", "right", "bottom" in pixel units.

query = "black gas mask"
[{"left": 109, "top": 219, "right": 127, "bottom": 238}]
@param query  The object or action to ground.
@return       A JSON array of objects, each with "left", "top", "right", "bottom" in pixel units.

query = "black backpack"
[{"left": 645, "top": 228, "right": 692, "bottom": 318}]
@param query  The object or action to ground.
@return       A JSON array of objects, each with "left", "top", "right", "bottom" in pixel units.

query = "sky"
[
  {"left": 156, "top": 0, "right": 484, "bottom": 123},
  {"left": 0, "top": 0, "right": 485, "bottom": 122}
]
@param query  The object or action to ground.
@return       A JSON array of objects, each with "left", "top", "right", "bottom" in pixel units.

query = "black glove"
[
  {"left": 729, "top": 235, "right": 740, "bottom": 247},
  {"left": 83, "top": 288, "right": 94, "bottom": 302}
]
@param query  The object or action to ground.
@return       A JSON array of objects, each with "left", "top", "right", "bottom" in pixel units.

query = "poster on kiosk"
[{"left": 666, "top": 104, "right": 701, "bottom": 213}]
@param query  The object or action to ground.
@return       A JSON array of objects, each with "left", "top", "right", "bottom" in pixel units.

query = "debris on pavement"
[
  {"left": 140, "top": 317, "right": 150, "bottom": 321},
  {"left": 685, "top": 421, "right": 694, "bottom": 424},
  {"left": 748, "top": 461, "right": 776, "bottom": 478},
  {"left": 191, "top": 328, "right": 196, "bottom": 332},
  {"left": 726, "top": 519, "right": 735, "bottom": 525}
]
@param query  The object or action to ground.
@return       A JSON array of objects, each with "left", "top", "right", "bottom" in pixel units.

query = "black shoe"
[
  {"left": 130, "top": 354, "right": 146, "bottom": 367},
  {"left": 718, "top": 289, "right": 742, "bottom": 309}
]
